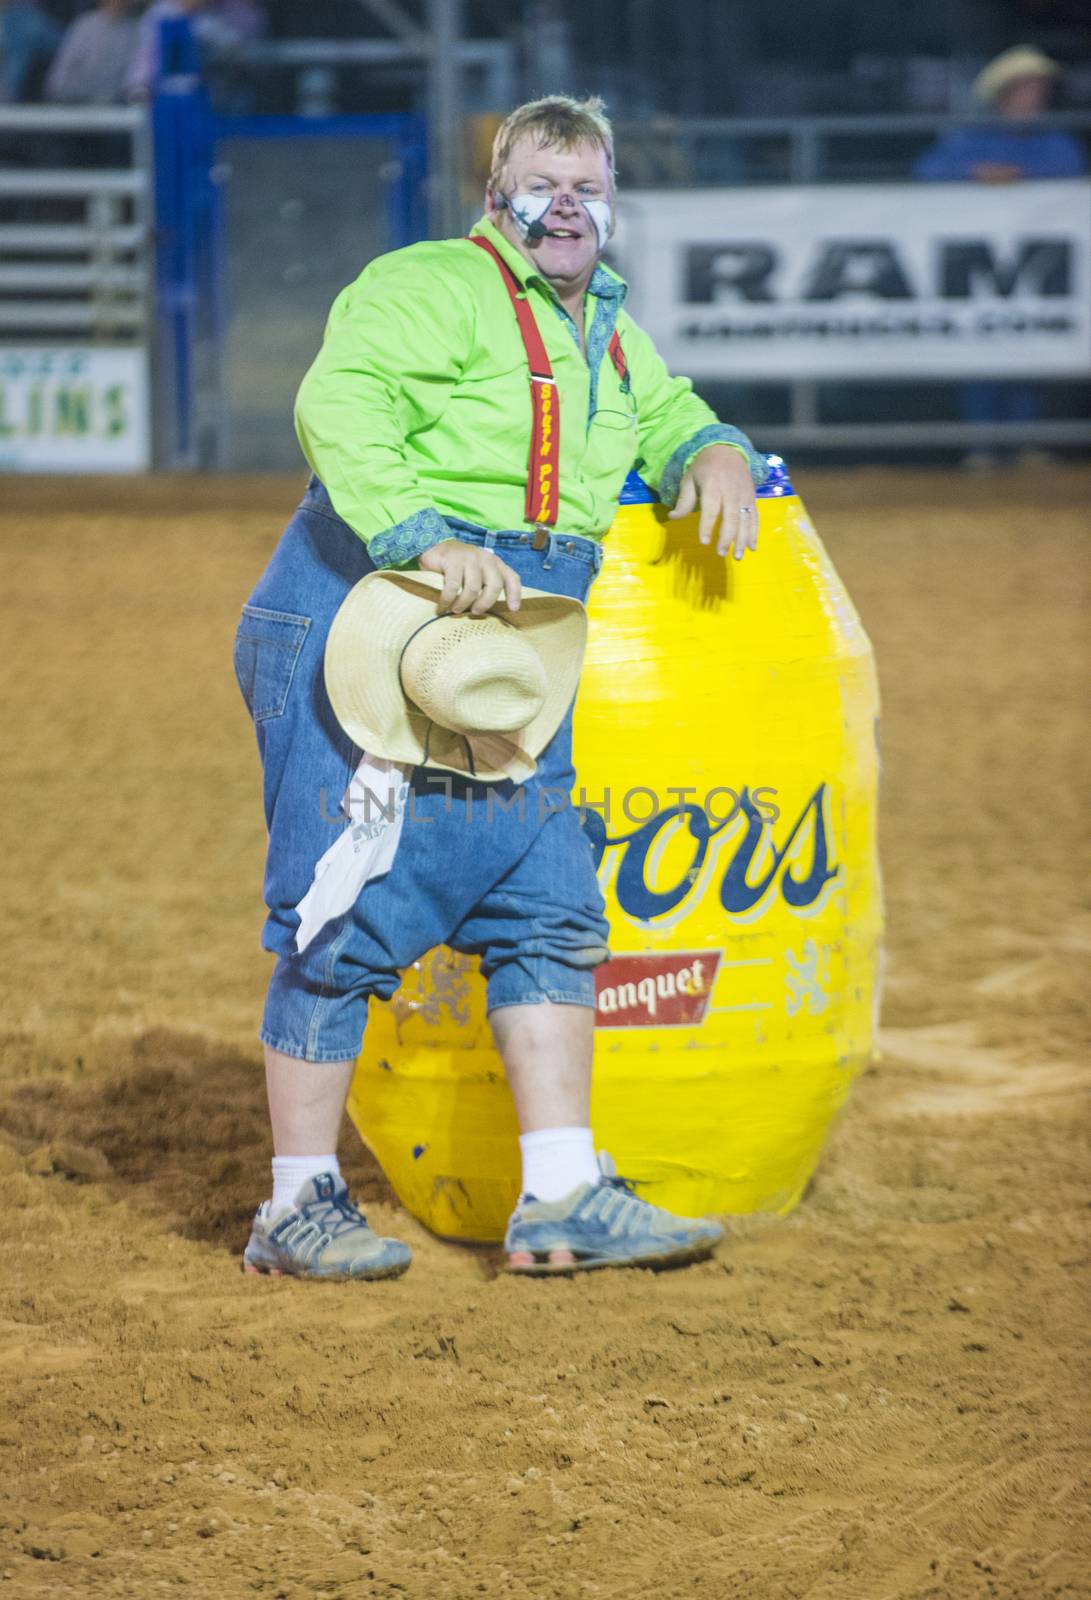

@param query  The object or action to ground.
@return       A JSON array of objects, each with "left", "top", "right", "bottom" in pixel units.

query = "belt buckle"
[{"left": 531, "top": 526, "right": 550, "bottom": 551}]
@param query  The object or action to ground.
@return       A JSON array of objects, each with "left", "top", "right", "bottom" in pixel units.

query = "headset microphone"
[
  {"left": 494, "top": 189, "right": 555, "bottom": 241},
  {"left": 494, "top": 188, "right": 610, "bottom": 247}
]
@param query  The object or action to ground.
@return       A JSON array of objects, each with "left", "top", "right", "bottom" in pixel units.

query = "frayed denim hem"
[
  {"left": 258, "top": 1029, "right": 361, "bottom": 1065},
  {"left": 485, "top": 990, "right": 598, "bottom": 1014}
]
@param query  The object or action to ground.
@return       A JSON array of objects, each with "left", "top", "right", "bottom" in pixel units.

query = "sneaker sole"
[
  {"left": 505, "top": 1239, "right": 719, "bottom": 1276},
  {"left": 242, "top": 1258, "right": 410, "bottom": 1283}
]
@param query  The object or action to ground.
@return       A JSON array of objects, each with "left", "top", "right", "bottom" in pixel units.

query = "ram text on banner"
[{"left": 611, "top": 180, "right": 1091, "bottom": 381}]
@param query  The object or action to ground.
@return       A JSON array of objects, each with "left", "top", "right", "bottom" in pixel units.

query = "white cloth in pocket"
[{"left": 294, "top": 752, "right": 409, "bottom": 954}]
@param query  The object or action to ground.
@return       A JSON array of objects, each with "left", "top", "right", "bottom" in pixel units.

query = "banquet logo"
[
  {"left": 582, "top": 783, "right": 837, "bottom": 924},
  {"left": 595, "top": 951, "right": 721, "bottom": 1028}
]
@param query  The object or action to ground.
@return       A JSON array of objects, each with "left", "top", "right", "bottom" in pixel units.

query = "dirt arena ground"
[{"left": 1, "top": 468, "right": 1088, "bottom": 1599}]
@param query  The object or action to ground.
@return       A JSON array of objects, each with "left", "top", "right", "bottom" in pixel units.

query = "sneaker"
[
  {"left": 243, "top": 1172, "right": 411, "bottom": 1281},
  {"left": 505, "top": 1152, "right": 723, "bottom": 1275}
]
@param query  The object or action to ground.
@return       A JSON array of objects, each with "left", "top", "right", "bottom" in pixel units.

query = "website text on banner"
[{"left": 612, "top": 181, "right": 1091, "bottom": 381}]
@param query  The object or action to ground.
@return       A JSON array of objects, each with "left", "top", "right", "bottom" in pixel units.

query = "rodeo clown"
[{"left": 234, "top": 95, "right": 768, "bottom": 1280}]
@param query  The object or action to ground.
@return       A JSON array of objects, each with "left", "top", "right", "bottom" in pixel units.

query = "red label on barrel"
[{"left": 594, "top": 951, "right": 721, "bottom": 1028}]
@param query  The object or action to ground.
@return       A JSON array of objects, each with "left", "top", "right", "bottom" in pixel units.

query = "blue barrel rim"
[{"left": 619, "top": 454, "right": 794, "bottom": 505}]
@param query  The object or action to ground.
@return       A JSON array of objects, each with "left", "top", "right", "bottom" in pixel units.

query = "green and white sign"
[{"left": 0, "top": 347, "right": 150, "bottom": 472}]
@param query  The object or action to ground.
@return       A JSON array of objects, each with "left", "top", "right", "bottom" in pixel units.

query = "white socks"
[
  {"left": 270, "top": 1135, "right": 599, "bottom": 1216},
  {"left": 519, "top": 1127, "right": 599, "bottom": 1202},
  {"left": 270, "top": 1153, "right": 341, "bottom": 1214}
]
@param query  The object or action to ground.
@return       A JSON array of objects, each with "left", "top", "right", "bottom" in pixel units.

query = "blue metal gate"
[{"left": 152, "top": 19, "right": 427, "bottom": 468}]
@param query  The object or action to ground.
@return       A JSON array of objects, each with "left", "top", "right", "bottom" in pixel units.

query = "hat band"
[{"left": 396, "top": 613, "right": 445, "bottom": 706}]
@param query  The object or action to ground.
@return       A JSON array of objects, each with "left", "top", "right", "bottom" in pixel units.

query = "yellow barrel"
[{"left": 347, "top": 462, "right": 881, "bottom": 1239}]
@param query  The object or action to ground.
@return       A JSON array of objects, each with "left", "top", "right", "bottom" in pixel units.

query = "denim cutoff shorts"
[{"left": 233, "top": 477, "right": 611, "bottom": 1063}]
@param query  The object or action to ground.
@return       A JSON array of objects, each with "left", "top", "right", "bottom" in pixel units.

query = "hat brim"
[
  {"left": 974, "top": 48, "right": 1058, "bottom": 103},
  {"left": 324, "top": 569, "right": 588, "bottom": 782}
]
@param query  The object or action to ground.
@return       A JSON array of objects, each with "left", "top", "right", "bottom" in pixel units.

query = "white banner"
[
  {"left": 613, "top": 181, "right": 1091, "bottom": 380},
  {"left": 0, "top": 347, "right": 150, "bottom": 472}
]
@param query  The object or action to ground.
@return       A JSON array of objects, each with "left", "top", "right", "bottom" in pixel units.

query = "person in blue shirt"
[
  {"left": 916, "top": 45, "right": 1086, "bottom": 185},
  {"left": 914, "top": 45, "right": 1087, "bottom": 464},
  {"left": 0, "top": 0, "right": 61, "bottom": 101}
]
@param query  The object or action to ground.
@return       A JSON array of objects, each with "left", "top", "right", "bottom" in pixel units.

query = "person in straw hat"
[
  {"left": 915, "top": 47, "right": 1085, "bottom": 467},
  {"left": 233, "top": 94, "right": 767, "bottom": 1280},
  {"left": 916, "top": 45, "right": 1084, "bottom": 186}
]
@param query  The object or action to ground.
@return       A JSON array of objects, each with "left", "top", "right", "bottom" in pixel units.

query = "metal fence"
[
  {"left": 213, "top": 114, "right": 427, "bottom": 469},
  {"left": 2, "top": 88, "right": 1088, "bottom": 469},
  {"left": 613, "top": 111, "right": 1091, "bottom": 456},
  {"left": 0, "top": 104, "right": 151, "bottom": 341},
  {"left": 0, "top": 104, "right": 154, "bottom": 471},
  {"left": 150, "top": 14, "right": 427, "bottom": 469},
  {"left": 612, "top": 111, "right": 1091, "bottom": 186}
]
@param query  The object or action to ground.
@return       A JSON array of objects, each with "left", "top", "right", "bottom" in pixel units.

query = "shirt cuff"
[
  {"left": 366, "top": 507, "right": 452, "bottom": 570},
  {"left": 658, "top": 424, "right": 770, "bottom": 508}
]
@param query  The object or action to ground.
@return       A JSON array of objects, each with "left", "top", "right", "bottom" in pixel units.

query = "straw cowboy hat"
[
  {"left": 974, "top": 46, "right": 1059, "bottom": 106},
  {"left": 324, "top": 569, "right": 588, "bottom": 783}
]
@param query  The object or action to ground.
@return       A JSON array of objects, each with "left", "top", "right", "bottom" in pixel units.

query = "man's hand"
[
  {"left": 970, "top": 161, "right": 1024, "bottom": 183},
  {"left": 418, "top": 539, "right": 523, "bottom": 615},
  {"left": 667, "top": 444, "right": 758, "bottom": 561}
]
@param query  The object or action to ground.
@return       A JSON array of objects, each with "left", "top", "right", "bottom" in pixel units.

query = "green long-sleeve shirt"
[{"left": 294, "top": 216, "right": 767, "bottom": 569}]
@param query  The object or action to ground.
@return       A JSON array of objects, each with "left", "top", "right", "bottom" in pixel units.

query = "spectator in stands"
[
  {"left": 915, "top": 45, "right": 1086, "bottom": 184},
  {"left": 915, "top": 46, "right": 1087, "bottom": 467},
  {"left": 0, "top": 0, "right": 60, "bottom": 102},
  {"left": 126, "top": 0, "right": 264, "bottom": 100},
  {"left": 44, "top": 0, "right": 138, "bottom": 106},
  {"left": 615, "top": 114, "right": 700, "bottom": 186}
]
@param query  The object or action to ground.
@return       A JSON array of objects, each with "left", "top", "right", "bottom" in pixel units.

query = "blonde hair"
[{"left": 488, "top": 95, "right": 615, "bottom": 191}]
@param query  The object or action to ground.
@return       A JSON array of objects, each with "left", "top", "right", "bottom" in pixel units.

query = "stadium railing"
[
  {"left": 0, "top": 104, "right": 155, "bottom": 472},
  {"left": 4, "top": 81, "right": 1086, "bottom": 468},
  {"left": 0, "top": 104, "right": 151, "bottom": 341},
  {"left": 612, "top": 110, "right": 1091, "bottom": 185},
  {"left": 611, "top": 111, "right": 1091, "bottom": 456}
]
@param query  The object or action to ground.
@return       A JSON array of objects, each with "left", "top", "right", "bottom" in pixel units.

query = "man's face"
[
  {"left": 998, "top": 74, "right": 1051, "bottom": 119},
  {"left": 485, "top": 136, "right": 614, "bottom": 296}
]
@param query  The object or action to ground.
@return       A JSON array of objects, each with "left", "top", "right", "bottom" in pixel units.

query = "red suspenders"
[{"left": 469, "top": 234, "right": 629, "bottom": 530}]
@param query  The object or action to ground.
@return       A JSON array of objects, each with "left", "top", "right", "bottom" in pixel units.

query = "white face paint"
[
  {"left": 506, "top": 192, "right": 556, "bottom": 236},
  {"left": 506, "top": 192, "right": 613, "bottom": 251},
  {"left": 581, "top": 197, "right": 613, "bottom": 251}
]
